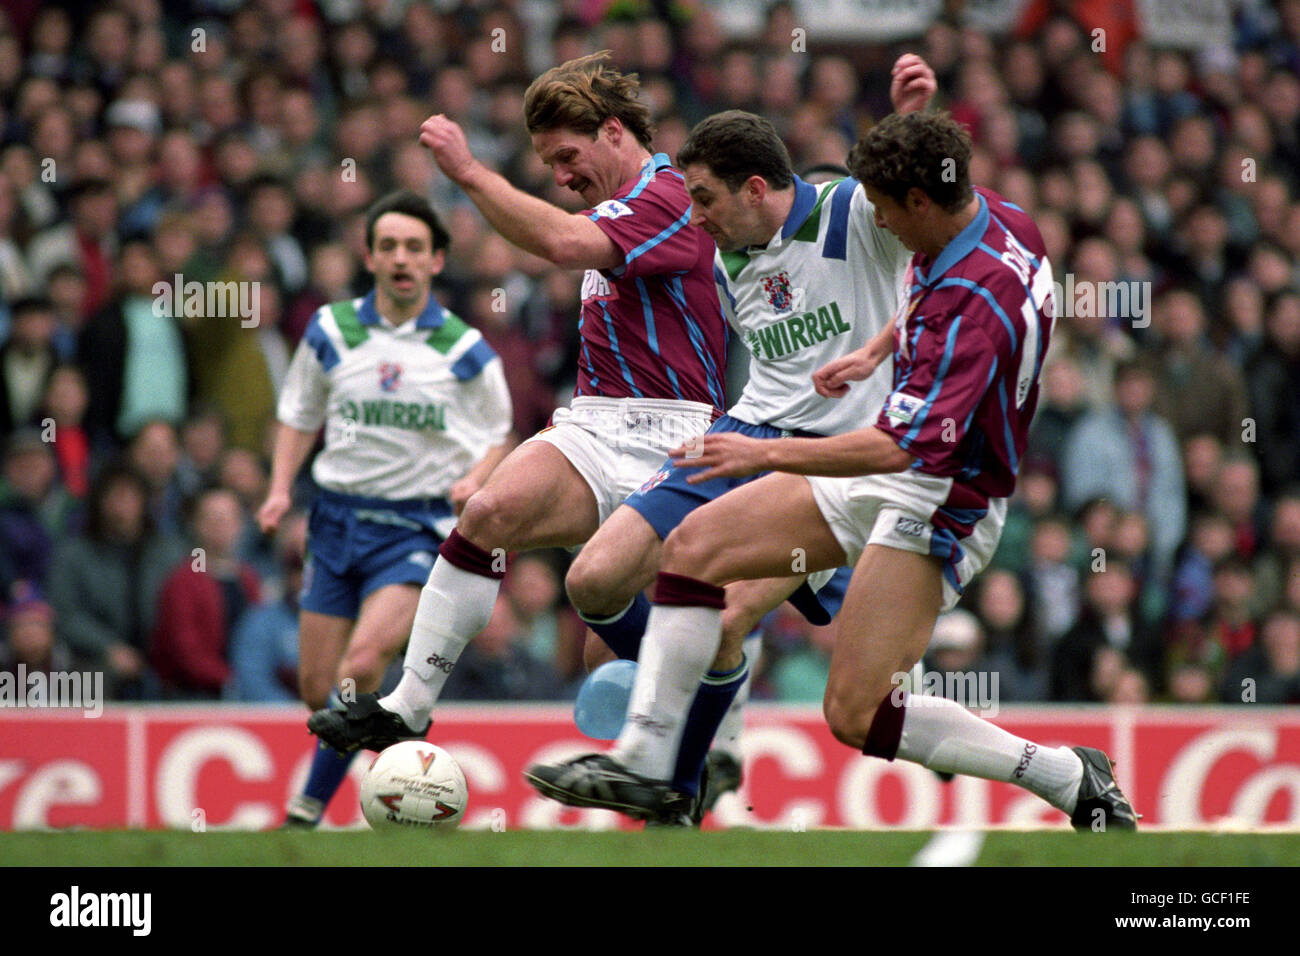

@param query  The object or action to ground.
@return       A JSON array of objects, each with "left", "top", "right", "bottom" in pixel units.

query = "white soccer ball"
[{"left": 359, "top": 741, "right": 468, "bottom": 830}]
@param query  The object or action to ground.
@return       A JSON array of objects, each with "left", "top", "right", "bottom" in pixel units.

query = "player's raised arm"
[
  {"left": 420, "top": 114, "right": 621, "bottom": 271},
  {"left": 889, "top": 53, "right": 937, "bottom": 115}
]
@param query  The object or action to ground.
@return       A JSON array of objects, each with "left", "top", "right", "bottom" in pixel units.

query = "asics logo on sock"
[
  {"left": 1013, "top": 742, "right": 1037, "bottom": 778},
  {"left": 425, "top": 654, "right": 456, "bottom": 674}
]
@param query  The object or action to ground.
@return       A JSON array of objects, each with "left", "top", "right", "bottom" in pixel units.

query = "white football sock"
[
  {"left": 713, "top": 632, "right": 762, "bottom": 760},
  {"left": 380, "top": 558, "right": 500, "bottom": 729},
  {"left": 612, "top": 604, "right": 722, "bottom": 781},
  {"left": 895, "top": 695, "right": 1084, "bottom": 812}
]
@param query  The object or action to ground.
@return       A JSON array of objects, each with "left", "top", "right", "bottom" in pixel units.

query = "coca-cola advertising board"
[{"left": 1, "top": 706, "right": 1297, "bottom": 830}]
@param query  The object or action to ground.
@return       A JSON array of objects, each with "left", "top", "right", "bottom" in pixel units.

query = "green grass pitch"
[{"left": 3, "top": 830, "right": 1298, "bottom": 866}]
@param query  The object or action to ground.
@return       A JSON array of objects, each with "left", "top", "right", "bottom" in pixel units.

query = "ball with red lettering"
[{"left": 359, "top": 741, "right": 468, "bottom": 829}]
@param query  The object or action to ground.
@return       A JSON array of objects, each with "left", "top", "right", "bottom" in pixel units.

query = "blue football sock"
[
  {"left": 579, "top": 593, "right": 650, "bottom": 661},
  {"left": 670, "top": 656, "right": 749, "bottom": 796},
  {"left": 300, "top": 739, "right": 357, "bottom": 816},
  {"left": 299, "top": 689, "right": 360, "bottom": 818}
]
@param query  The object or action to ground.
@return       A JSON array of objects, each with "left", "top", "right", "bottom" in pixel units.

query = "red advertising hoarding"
[{"left": 2, "top": 706, "right": 1298, "bottom": 830}]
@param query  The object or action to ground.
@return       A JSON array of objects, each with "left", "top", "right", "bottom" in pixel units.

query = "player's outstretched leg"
[
  {"left": 527, "top": 474, "right": 845, "bottom": 819},
  {"left": 825, "top": 543, "right": 1137, "bottom": 832},
  {"left": 300, "top": 580, "right": 423, "bottom": 764},
  {"left": 309, "top": 442, "right": 600, "bottom": 754}
]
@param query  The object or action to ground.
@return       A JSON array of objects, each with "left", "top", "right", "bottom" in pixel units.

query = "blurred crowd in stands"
[{"left": 1, "top": 0, "right": 1299, "bottom": 708}]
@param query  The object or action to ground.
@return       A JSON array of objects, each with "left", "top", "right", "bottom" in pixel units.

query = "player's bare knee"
[
  {"left": 825, "top": 677, "right": 891, "bottom": 749},
  {"left": 456, "top": 489, "right": 519, "bottom": 550},
  {"left": 824, "top": 693, "right": 875, "bottom": 749},
  {"left": 565, "top": 552, "right": 632, "bottom": 618},
  {"left": 660, "top": 515, "right": 724, "bottom": 580}
]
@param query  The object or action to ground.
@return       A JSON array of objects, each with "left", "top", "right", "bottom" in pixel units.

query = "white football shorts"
[
  {"left": 524, "top": 396, "right": 715, "bottom": 524},
  {"left": 806, "top": 469, "right": 1007, "bottom": 613}
]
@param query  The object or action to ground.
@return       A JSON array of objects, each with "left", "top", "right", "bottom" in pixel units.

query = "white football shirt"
[
  {"left": 277, "top": 291, "right": 512, "bottom": 500},
  {"left": 718, "top": 176, "right": 910, "bottom": 436}
]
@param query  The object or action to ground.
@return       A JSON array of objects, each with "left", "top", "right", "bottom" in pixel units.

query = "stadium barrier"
[{"left": 2, "top": 705, "right": 1297, "bottom": 831}]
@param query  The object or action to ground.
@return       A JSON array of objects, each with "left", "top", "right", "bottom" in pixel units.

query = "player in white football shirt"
[{"left": 257, "top": 191, "right": 513, "bottom": 827}]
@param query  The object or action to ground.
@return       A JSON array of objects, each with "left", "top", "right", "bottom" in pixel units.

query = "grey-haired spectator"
[{"left": 104, "top": 98, "right": 163, "bottom": 237}]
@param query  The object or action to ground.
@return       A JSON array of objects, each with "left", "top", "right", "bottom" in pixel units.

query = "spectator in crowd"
[
  {"left": 1051, "top": 560, "right": 1162, "bottom": 701},
  {"left": 1149, "top": 288, "right": 1249, "bottom": 447},
  {"left": 1181, "top": 431, "right": 1224, "bottom": 516},
  {"left": 917, "top": 609, "right": 1003, "bottom": 711},
  {"left": 1026, "top": 514, "right": 1081, "bottom": 643},
  {"left": 465, "top": 281, "right": 554, "bottom": 439},
  {"left": 79, "top": 239, "right": 190, "bottom": 446},
  {"left": 225, "top": 510, "right": 306, "bottom": 703},
  {"left": 0, "top": 428, "right": 74, "bottom": 592},
  {"left": 766, "top": 607, "right": 836, "bottom": 704},
  {"left": 26, "top": 178, "right": 117, "bottom": 315},
  {"left": 1254, "top": 489, "right": 1300, "bottom": 614},
  {"left": 4, "top": 1, "right": 1300, "bottom": 702},
  {"left": 283, "top": 242, "right": 360, "bottom": 346},
  {"left": 126, "top": 419, "right": 186, "bottom": 537},
  {"left": 992, "top": 454, "right": 1059, "bottom": 576},
  {"left": 966, "top": 569, "right": 1046, "bottom": 701},
  {"left": 150, "top": 487, "right": 261, "bottom": 700},
  {"left": 1170, "top": 511, "right": 1238, "bottom": 624},
  {"left": 182, "top": 236, "right": 276, "bottom": 453},
  {"left": 1220, "top": 608, "right": 1300, "bottom": 704},
  {"left": 44, "top": 263, "right": 88, "bottom": 362},
  {"left": 174, "top": 404, "right": 227, "bottom": 501},
  {"left": 39, "top": 364, "right": 93, "bottom": 499},
  {"left": 1210, "top": 454, "right": 1266, "bottom": 560},
  {"left": 1202, "top": 556, "right": 1260, "bottom": 662},
  {"left": 0, "top": 580, "right": 68, "bottom": 682},
  {"left": 1062, "top": 357, "right": 1186, "bottom": 577},
  {"left": 503, "top": 552, "right": 584, "bottom": 690},
  {"left": 1245, "top": 289, "right": 1300, "bottom": 495},
  {"left": 0, "top": 297, "right": 57, "bottom": 438},
  {"left": 1026, "top": 353, "right": 1089, "bottom": 470},
  {"left": 48, "top": 463, "right": 183, "bottom": 698}
]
